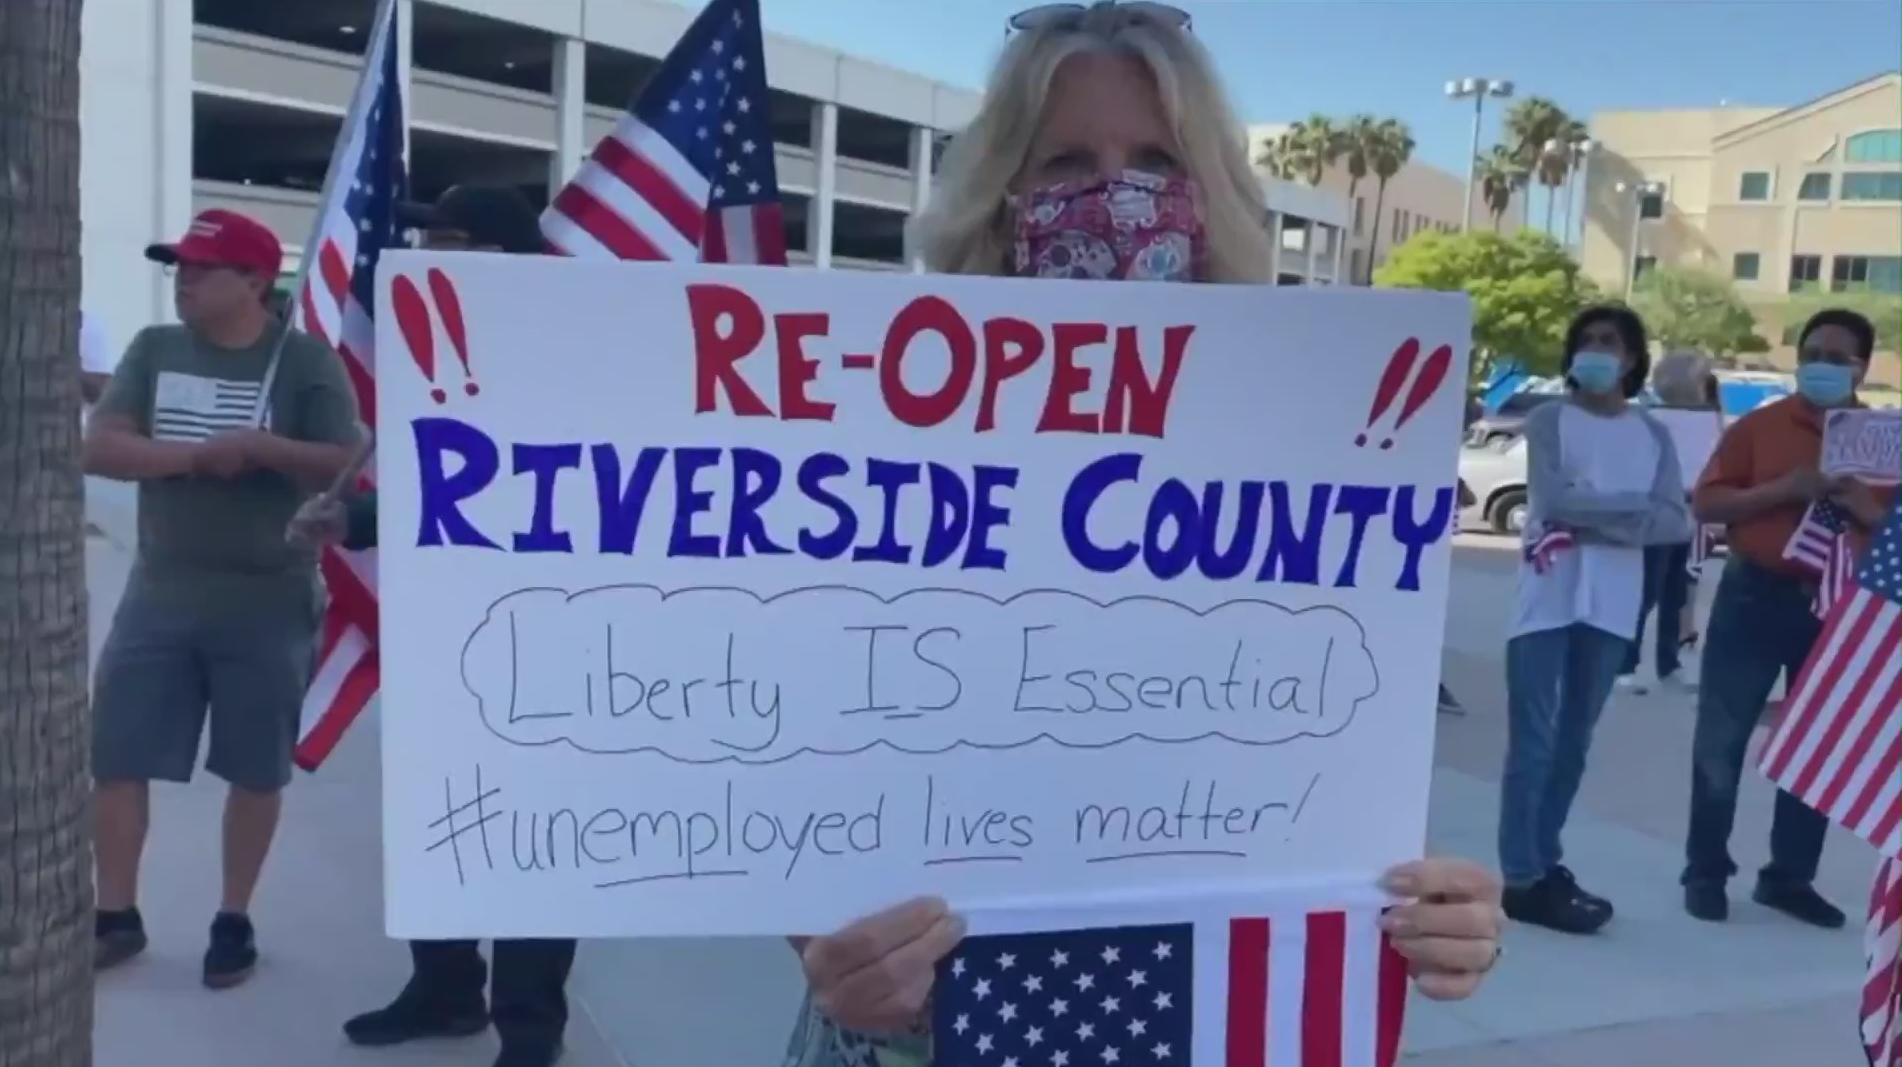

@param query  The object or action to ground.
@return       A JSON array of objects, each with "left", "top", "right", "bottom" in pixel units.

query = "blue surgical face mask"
[
  {"left": 1795, "top": 361, "right": 1855, "bottom": 407},
  {"left": 1569, "top": 350, "right": 1624, "bottom": 395}
]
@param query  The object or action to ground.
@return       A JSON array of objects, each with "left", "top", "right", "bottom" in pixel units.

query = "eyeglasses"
[{"left": 1006, "top": 2, "right": 1192, "bottom": 35}]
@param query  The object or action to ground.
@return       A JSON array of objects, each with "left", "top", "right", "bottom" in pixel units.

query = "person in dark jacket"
[{"left": 287, "top": 185, "right": 574, "bottom": 1067}]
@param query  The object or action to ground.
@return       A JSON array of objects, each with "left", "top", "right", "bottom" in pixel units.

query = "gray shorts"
[{"left": 92, "top": 574, "right": 320, "bottom": 792}]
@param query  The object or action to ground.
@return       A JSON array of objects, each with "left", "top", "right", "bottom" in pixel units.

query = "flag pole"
[{"left": 251, "top": 0, "right": 403, "bottom": 429}]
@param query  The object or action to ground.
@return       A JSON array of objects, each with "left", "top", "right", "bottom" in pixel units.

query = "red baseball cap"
[{"left": 145, "top": 209, "right": 284, "bottom": 276}]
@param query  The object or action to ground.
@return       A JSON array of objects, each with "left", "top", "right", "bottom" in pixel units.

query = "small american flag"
[
  {"left": 1785, "top": 498, "right": 1850, "bottom": 573},
  {"left": 933, "top": 909, "right": 1407, "bottom": 1067},
  {"left": 287, "top": 0, "right": 406, "bottom": 771},
  {"left": 1865, "top": 856, "right": 1902, "bottom": 1067},
  {"left": 540, "top": 0, "right": 785, "bottom": 265},
  {"left": 1758, "top": 502, "right": 1901, "bottom": 859},
  {"left": 1523, "top": 527, "right": 1575, "bottom": 575}
]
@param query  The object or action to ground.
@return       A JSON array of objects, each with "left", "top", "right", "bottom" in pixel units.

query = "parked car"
[
  {"left": 1465, "top": 390, "right": 1560, "bottom": 447},
  {"left": 1457, "top": 435, "right": 1529, "bottom": 535}
]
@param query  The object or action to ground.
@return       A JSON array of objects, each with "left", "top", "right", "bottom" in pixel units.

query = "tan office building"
[
  {"left": 1246, "top": 123, "right": 1527, "bottom": 285},
  {"left": 1581, "top": 72, "right": 1902, "bottom": 320}
]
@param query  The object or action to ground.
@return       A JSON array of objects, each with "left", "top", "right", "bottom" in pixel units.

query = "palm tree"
[
  {"left": 1363, "top": 118, "right": 1416, "bottom": 281},
  {"left": 1502, "top": 97, "right": 1583, "bottom": 238},
  {"left": 0, "top": 1, "right": 94, "bottom": 1065},
  {"left": 1475, "top": 145, "right": 1527, "bottom": 231},
  {"left": 1271, "top": 113, "right": 1341, "bottom": 186},
  {"left": 1338, "top": 113, "right": 1378, "bottom": 225}
]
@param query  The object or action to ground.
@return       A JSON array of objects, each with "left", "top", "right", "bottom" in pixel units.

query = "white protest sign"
[
  {"left": 1823, "top": 408, "right": 1901, "bottom": 486},
  {"left": 374, "top": 254, "right": 1471, "bottom": 937},
  {"left": 1650, "top": 407, "right": 1726, "bottom": 492}
]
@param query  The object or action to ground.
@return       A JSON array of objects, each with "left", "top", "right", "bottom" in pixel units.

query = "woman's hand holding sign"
[
  {"left": 798, "top": 896, "right": 966, "bottom": 1034},
  {"left": 1380, "top": 858, "right": 1506, "bottom": 1001}
]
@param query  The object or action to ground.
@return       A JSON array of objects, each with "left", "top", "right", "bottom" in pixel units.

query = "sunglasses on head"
[{"left": 1007, "top": 1, "right": 1193, "bottom": 34}]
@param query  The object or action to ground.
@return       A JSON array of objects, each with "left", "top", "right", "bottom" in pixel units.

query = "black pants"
[
  {"left": 1681, "top": 558, "right": 1829, "bottom": 888},
  {"left": 1623, "top": 542, "right": 1692, "bottom": 677},
  {"left": 411, "top": 938, "right": 577, "bottom": 1050}
]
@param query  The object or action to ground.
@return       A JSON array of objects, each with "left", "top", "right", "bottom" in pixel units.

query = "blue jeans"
[
  {"left": 1499, "top": 623, "right": 1630, "bottom": 887},
  {"left": 1622, "top": 542, "right": 1692, "bottom": 677},
  {"left": 1682, "top": 557, "right": 1829, "bottom": 888}
]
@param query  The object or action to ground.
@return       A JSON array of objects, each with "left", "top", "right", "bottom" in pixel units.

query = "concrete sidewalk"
[{"left": 88, "top": 533, "right": 1881, "bottom": 1066}]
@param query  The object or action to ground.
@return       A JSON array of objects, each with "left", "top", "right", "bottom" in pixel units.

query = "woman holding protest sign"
[{"left": 781, "top": 5, "right": 1504, "bottom": 1064}]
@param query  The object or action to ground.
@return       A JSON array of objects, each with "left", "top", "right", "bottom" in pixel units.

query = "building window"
[
  {"left": 1797, "top": 172, "right": 1832, "bottom": 201},
  {"left": 1845, "top": 129, "right": 1902, "bottom": 164},
  {"left": 1633, "top": 255, "right": 1657, "bottom": 281},
  {"left": 1832, "top": 255, "right": 1902, "bottom": 294},
  {"left": 1738, "top": 171, "right": 1771, "bottom": 201},
  {"left": 1841, "top": 172, "right": 1902, "bottom": 201},
  {"left": 1789, "top": 254, "right": 1823, "bottom": 292},
  {"left": 1639, "top": 188, "right": 1665, "bottom": 219},
  {"left": 1392, "top": 208, "right": 1407, "bottom": 242},
  {"left": 1732, "top": 252, "right": 1761, "bottom": 281}
]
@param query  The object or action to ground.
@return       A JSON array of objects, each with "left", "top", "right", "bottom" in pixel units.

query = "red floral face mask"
[{"left": 1010, "top": 169, "right": 1207, "bottom": 282}]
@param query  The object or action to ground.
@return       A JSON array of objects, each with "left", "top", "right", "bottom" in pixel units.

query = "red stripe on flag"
[
  {"left": 591, "top": 135, "right": 705, "bottom": 246},
  {"left": 336, "top": 338, "right": 378, "bottom": 430},
  {"left": 294, "top": 643, "right": 379, "bottom": 772},
  {"left": 320, "top": 240, "right": 352, "bottom": 307},
  {"left": 1784, "top": 603, "right": 1887, "bottom": 795},
  {"left": 1763, "top": 598, "right": 1875, "bottom": 780},
  {"left": 1226, "top": 917, "right": 1269, "bottom": 1067},
  {"left": 1302, "top": 911, "right": 1346, "bottom": 1067},
  {"left": 751, "top": 203, "right": 789, "bottom": 266},
  {"left": 1375, "top": 923, "right": 1409, "bottom": 1067},
  {"left": 549, "top": 184, "right": 668, "bottom": 261}
]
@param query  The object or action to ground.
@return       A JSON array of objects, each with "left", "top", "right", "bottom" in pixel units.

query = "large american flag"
[
  {"left": 287, "top": 0, "right": 405, "bottom": 770},
  {"left": 1758, "top": 504, "right": 1902, "bottom": 1067},
  {"left": 1758, "top": 502, "right": 1900, "bottom": 857},
  {"left": 540, "top": 0, "right": 785, "bottom": 265},
  {"left": 1866, "top": 855, "right": 1902, "bottom": 1067},
  {"left": 933, "top": 909, "right": 1407, "bottom": 1066}
]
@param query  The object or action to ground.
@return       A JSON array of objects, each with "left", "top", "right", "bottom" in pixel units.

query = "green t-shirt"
[{"left": 97, "top": 322, "right": 362, "bottom": 582}]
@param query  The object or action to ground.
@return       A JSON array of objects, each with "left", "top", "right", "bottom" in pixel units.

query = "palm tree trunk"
[
  {"left": 1543, "top": 179, "right": 1558, "bottom": 237},
  {"left": 0, "top": 1, "right": 94, "bottom": 1065},
  {"left": 1365, "top": 179, "right": 1390, "bottom": 284},
  {"left": 1345, "top": 176, "right": 1361, "bottom": 237}
]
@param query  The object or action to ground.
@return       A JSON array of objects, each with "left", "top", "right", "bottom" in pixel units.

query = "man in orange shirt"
[{"left": 1682, "top": 308, "right": 1893, "bottom": 927}]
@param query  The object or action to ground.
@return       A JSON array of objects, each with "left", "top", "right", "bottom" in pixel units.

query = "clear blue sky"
[{"left": 740, "top": 0, "right": 1901, "bottom": 178}]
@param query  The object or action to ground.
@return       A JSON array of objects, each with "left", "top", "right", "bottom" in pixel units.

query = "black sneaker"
[
  {"left": 1753, "top": 880, "right": 1847, "bottom": 929},
  {"left": 343, "top": 989, "right": 490, "bottom": 1047},
  {"left": 494, "top": 1042, "right": 564, "bottom": 1067},
  {"left": 95, "top": 908, "right": 148, "bottom": 970},
  {"left": 1503, "top": 869, "right": 1613, "bottom": 935},
  {"left": 203, "top": 912, "right": 259, "bottom": 989},
  {"left": 1684, "top": 881, "right": 1729, "bottom": 923}
]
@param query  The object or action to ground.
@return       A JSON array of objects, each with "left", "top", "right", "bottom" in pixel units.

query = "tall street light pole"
[{"left": 1447, "top": 76, "right": 1515, "bottom": 231}]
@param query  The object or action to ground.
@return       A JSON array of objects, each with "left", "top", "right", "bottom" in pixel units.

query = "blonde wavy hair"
[{"left": 911, "top": 4, "right": 1274, "bottom": 284}]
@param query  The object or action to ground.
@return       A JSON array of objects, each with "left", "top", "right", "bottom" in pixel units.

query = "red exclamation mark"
[
  {"left": 427, "top": 268, "right": 477, "bottom": 397},
  {"left": 392, "top": 275, "right": 444, "bottom": 404},
  {"left": 1357, "top": 338, "right": 1420, "bottom": 447},
  {"left": 1382, "top": 343, "right": 1454, "bottom": 449}
]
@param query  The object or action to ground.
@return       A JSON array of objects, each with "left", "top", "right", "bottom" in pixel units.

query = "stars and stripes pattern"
[
  {"left": 934, "top": 909, "right": 1407, "bottom": 1067},
  {"left": 287, "top": 0, "right": 406, "bottom": 771},
  {"left": 1783, "top": 499, "right": 1855, "bottom": 619},
  {"left": 1523, "top": 527, "right": 1575, "bottom": 576},
  {"left": 151, "top": 371, "right": 265, "bottom": 443},
  {"left": 1759, "top": 501, "right": 1901, "bottom": 859},
  {"left": 1865, "top": 855, "right": 1902, "bottom": 1067},
  {"left": 540, "top": 0, "right": 785, "bottom": 266}
]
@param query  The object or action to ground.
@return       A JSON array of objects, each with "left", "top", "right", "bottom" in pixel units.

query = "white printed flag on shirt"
[{"left": 933, "top": 906, "right": 1407, "bottom": 1066}]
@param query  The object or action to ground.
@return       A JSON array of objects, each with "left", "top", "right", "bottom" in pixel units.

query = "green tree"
[
  {"left": 1374, "top": 229, "right": 1602, "bottom": 379},
  {"left": 1259, "top": 113, "right": 1340, "bottom": 186},
  {"left": 1337, "top": 113, "right": 1378, "bottom": 226},
  {"left": 1363, "top": 118, "right": 1415, "bottom": 281},
  {"left": 1781, "top": 288, "right": 1902, "bottom": 353},
  {"left": 0, "top": 0, "right": 94, "bottom": 1065},
  {"left": 1630, "top": 267, "right": 1769, "bottom": 358}
]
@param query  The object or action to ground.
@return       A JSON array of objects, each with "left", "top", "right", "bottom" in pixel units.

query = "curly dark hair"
[{"left": 1560, "top": 305, "right": 1650, "bottom": 399}]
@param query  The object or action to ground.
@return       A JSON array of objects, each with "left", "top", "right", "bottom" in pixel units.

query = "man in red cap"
[{"left": 84, "top": 208, "right": 362, "bottom": 989}]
